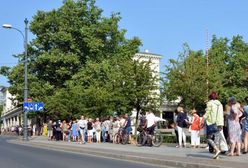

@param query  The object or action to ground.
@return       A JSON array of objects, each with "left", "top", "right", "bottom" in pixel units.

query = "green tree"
[
  {"left": 163, "top": 36, "right": 248, "bottom": 110},
  {"left": 220, "top": 36, "right": 248, "bottom": 102},
  {"left": 207, "top": 35, "right": 248, "bottom": 103},
  {"left": 162, "top": 44, "right": 207, "bottom": 110},
  {"left": 207, "top": 36, "right": 230, "bottom": 101},
  {"left": 0, "top": 0, "right": 142, "bottom": 119},
  {"left": 127, "top": 59, "right": 161, "bottom": 134},
  {"left": 68, "top": 55, "right": 161, "bottom": 123}
]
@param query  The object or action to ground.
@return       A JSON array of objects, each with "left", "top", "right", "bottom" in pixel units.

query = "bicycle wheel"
[
  {"left": 114, "top": 133, "right": 120, "bottom": 144},
  {"left": 152, "top": 132, "right": 163, "bottom": 147},
  {"left": 136, "top": 133, "right": 143, "bottom": 147},
  {"left": 121, "top": 133, "right": 128, "bottom": 145}
]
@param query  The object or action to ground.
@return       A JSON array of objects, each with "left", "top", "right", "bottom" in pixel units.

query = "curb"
[{"left": 8, "top": 140, "right": 225, "bottom": 168}]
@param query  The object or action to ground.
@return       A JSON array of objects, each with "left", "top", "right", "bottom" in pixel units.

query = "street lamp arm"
[
  {"left": 2, "top": 24, "right": 25, "bottom": 40},
  {"left": 11, "top": 27, "right": 25, "bottom": 40}
]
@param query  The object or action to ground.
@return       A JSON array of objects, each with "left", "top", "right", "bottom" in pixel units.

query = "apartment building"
[{"left": 0, "top": 87, "right": 23, "bottom": 131}]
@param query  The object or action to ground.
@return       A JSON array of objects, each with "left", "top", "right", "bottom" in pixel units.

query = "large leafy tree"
[
  {"left": 68, "top": 56, "right": 161, "bottom": 121},
  {"left": 1, "top": 0, "right": 161, "bottom": 122},
  {"left": 207, "top": 35, "right": 248, "bottom": 103},
  {"left": 222, "top": 36, "right": 248, "bottom": 101},
  {"left": 0, "top": 0, "right": 141, "bottom": 118},
  {"left": 207, "top": 36, "right": 230, "bottom": 101}
]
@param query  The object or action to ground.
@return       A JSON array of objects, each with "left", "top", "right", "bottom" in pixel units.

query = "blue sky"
[{"left": 0, "top": 0, "right": 247, "bottom": 86}]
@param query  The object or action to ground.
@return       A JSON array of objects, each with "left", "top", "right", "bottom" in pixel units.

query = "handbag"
[
  {"left": 207, "top": 104, "right": 220, "bottom": 134},
  {"left": 207, "top": 123, "right": 218, "bottom": 134}
]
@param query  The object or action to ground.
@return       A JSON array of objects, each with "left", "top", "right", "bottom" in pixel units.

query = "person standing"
[
  {"left": 108, "top": 116, "right": 114, "bottom": 143},
  {"left": 61, "top": 120, "right": 69, "bottom": 141},
  {"left": 87, "top": 118, "right": 93, "bottom": 143},
  {"left": 55, "top": 120, "right": 62, "bottom": 141},
  {"left": 71, "top": 120, "right": 79, "bottom": 142},
  {"left": 243, "top": 96, "right": 248, "bottom": 154},
  {"left": 32, "top": 124, "right": 36, "bottom": 136},
  {"left": 112, "top": 117, "right": 120, "bottom": 143},
  {"left": 42, "top": 123, "right": 48, "bottom": 136},
  {"left": 47, "top": 120, "right": 53, "bottom": 140},
  {"left": 227, "top": 97, "right": 243, "bottom": 156},
  {"left": 94, "top": 118, "right": 101, "bottom": 143},
  {"left": 223, "top": 104, "right": 231, "bottom": 144},
  {"left": 202, "top": 92, "right": 224, "bottom": 159},
  {"left": 189, "top": 109, "right": 201, "bottom": 148},
  {"left": 176, "top": 107, "right": 189, "bottom": 148},
  {"left": 174, "top": 109, "right": 179, "bottom": 147},
  {"left": 52, "top": 122, "right": 57, "bottom": 141},
  {"left": 104, "top": 117, "right": 110, "bottom": 142},
  {"left": 124, "top": 113, "right": 132, "bottom": 143},
  {"left": 78, "top": 116, "right": 87, "bottom": 144},
  {"left": 67, "top": 120, "right": 73, "bottom": 142},
  {"left": 101, "top": 118, "right": 108, "bottom": 143}
]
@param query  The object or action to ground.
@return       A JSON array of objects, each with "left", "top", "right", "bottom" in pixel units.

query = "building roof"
[
  {"left": 134, "top": 52, "right": 162, "bottom": 60},
  {"left": 138, "top": 52, "right": 162, "bottom": 57}
]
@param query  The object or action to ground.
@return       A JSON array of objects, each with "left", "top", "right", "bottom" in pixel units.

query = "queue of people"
[
  {"left": 174, "top": 107, "right": 201, "bottom": 148},
  {"left": 203, "top": 93, "right": 248, "bottom": 159},
  {"left": 43, "top": 113, "right": 132, "bottom": 144},
  {"left": 174, "top": 92, "right": 248, "bottom": 160}
]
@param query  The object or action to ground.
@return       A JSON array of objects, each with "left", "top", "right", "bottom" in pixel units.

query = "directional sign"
[
  {"left": 34, "top": 102, "right": 44, "bottom": 111},
  {"left": 23, "top": 102, "right": 29, "bottom": 112},
  {"left": 23, "top": 102, "right": 44, "bottom": 112}
]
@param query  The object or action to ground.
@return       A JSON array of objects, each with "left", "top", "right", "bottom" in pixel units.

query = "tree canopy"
[{"left": 163, "top": 36, "right": 248, "bottom": 110}]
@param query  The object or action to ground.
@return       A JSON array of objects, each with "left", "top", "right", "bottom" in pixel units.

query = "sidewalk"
[{"left": 9, "top": 136, "right": 248, "bottom": 168}]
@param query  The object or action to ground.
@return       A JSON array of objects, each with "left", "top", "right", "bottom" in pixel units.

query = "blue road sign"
[{"left": 23, "top": 102, "right": 44, "bottom": 112}]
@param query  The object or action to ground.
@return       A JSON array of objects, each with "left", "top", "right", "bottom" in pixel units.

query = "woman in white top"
[
  {"left": 112, "top": 117, "right": 120, "bottom": 143},
  {"left": 94, "top": 118, "right": 101, "bottom": 143}
]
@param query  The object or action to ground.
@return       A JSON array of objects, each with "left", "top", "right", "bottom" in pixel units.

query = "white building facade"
[
  {"left": 130, "top": 51, "right": 163, "bottom": 123},
  {"left": 133, "top": 51, "right": 161, "bottom": 96},
  {"left": 0, "top": 87, "right": 23, "bottom": 131},
  {"left": 134, "top": 51, "right": 179, "bottom": 128}
]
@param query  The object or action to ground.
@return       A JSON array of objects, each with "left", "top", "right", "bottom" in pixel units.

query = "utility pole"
[
  {"left": 206, "top": 29, "right": 209, "bottom": 99},
  {"left": 23, "top": 18, "right": 29, "bottom": 141},
  {"left": 3, "top": 18, "right": 29, "bottom": 141}
]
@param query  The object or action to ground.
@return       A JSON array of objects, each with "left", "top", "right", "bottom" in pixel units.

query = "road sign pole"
[{"left": 23, "top": 18, "right": 29, "bottom": 141}]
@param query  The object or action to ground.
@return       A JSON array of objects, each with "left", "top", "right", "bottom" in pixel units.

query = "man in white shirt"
[
  {"left": 146, "top": 111, "right": 156, "bottom": 135},
  {"left": 78, "top": 115, "right": 87, "bottom": 144}
]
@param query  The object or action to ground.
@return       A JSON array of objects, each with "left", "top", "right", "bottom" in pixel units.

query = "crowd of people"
[
  {"left": 43, "top": 113, "right": 132, "bottom": 144},
  {"left": 174, "top": 92, "right": 248, "bottom": 159}
]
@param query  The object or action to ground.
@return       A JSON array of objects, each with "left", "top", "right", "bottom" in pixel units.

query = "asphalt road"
[{"left": 0, "top": 136, "right": 168, "bottom": 168}]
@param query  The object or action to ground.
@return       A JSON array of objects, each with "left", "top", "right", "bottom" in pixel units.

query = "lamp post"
[{"left": 3, "top": 18, "right": 29, "bottom": 141}]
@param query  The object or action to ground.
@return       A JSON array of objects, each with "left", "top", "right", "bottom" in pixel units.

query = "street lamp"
[{"left": 3, "top": 18, "right": 29, "bottom": 141}]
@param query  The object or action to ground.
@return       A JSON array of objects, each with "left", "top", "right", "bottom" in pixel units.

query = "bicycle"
[
  {"left": 114, "top": 128, "right": 129, "bottom": 145},
  {"left": 136, "top": 127, "right": 163, "bottom": 147}
]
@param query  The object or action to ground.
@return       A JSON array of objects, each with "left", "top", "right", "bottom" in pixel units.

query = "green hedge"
[
  {"left": 162, "top": 134, "right": 207, "bottom": 143},
  {"left": 133, "top": 134, "right": 208, "bottom": 144}
]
